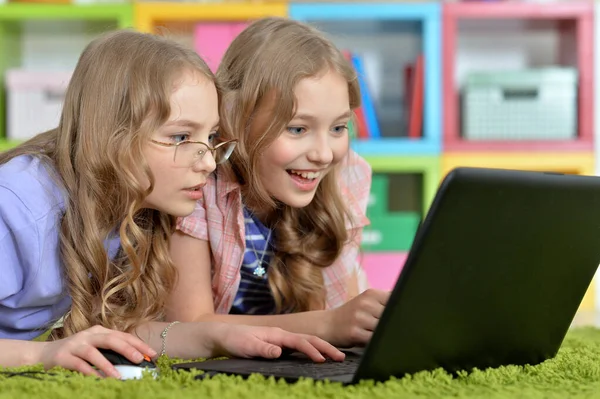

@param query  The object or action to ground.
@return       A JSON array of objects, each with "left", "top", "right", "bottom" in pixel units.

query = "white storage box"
[
  {"left": 6, "top": 70, "right": 72, "bottom": 140},
  {"left": 462, "top": 67, "right": 578, "bottom": 141}
]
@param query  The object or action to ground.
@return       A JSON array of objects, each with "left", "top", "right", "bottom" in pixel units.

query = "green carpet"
[{"left": 3, "top": 327, "right": 600, "bottom": 398}]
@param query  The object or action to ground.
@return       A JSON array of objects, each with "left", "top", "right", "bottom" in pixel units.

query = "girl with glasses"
[
  {"left": 170, "top": 17, "right": 390, "bottom": 349},
  {"left": 0, "top": 29, "right": 343, "bottom": 378}
]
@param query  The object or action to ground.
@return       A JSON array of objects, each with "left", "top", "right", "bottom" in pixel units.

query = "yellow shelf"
[
  {"left": 442, "top": 152, "right": 595, "bottom": 178},
  {"left": 134, "top": 2, "right": 288, "bottom": 32},
  {"left": 582, "top": 286, "right": 596, "bottom": 312}
]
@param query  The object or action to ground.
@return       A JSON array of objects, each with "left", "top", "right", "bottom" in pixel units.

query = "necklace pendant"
[{"left": 253, "top": 265, "right": 266, "bottom": 278}]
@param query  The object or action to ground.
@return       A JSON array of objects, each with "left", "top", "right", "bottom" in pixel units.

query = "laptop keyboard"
[
  {"left": 211, "top": 356, "right": 361, "bottom": 379},
  {"left": 174, "top": 349, "right": 365, "bottom": 381},
  {"left": 263, "top": 357, "right": 360, "bottom": 378}
]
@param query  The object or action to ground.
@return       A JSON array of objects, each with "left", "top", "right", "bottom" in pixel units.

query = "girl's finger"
[
  {"left": 90, "top": 334, "right": 146, "bottom": 365},
  {"left": 73, "top": 345, "right": 121, "bottom": 378},
  {"left": 350, "top": 327, "right": 372, "bottom": 345},
  {"left": 243, "top": 336, "right": 283, "bottom": 359},
  {"left": 303, "top": 336, "right": 345, "bottom": 361},
  {"left": 63, "top": 354, "right": 110, "bottom": 378},
  {"left": 88, "top": 326, "right": 156, "bottom": 359},
  {"left": 121, "top": 333, "right": 157, "bottom": 359},
  {"left": 361, "top": 299, "right": 386, "bottom": 321},
  {"left": 278, "top": 336, "right": 326, "bottom": 363},
  {"left": 356, "top": 311, "right": 379, "bottom": 332},
  {"left": 104, "top": 330, "right": 158, "bottom": 358}
]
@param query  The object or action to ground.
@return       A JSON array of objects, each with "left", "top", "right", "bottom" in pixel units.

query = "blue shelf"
[
  {"left": 291, "top": 2, "right": 440, "bottom": 20},
  {"left": 290, "top": 2, "right": 442, "bottom": 156},
  {"left": 351, "top": 137, "right": 440, "bottom": 155}
]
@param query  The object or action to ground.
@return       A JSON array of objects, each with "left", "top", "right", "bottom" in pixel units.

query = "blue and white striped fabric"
[{"left": 229, "top": 207, "right": 276, "bottom": 315}]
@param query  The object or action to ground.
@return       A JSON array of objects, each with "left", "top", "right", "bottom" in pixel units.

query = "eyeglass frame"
[{"left": 150, "top": 138, "right": 238, "bottom": 166}]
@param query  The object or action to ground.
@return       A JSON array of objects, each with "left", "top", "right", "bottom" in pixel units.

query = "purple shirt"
[{"left": 0, "top": 155, "right": 120, "bottom": 340}]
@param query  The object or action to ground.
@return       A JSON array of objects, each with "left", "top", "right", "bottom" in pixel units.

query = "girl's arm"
[
  {"left": 167, "top": 231, "right": 389, "bottom": 348},
  {"left": 167, "top": 231, "right": 333, "bottom": 337},
  {"left": 0, "top": 326, "right": 156, "bottom": 378},
  {"left": 0, "top": 339, "right": 53, "bottom": 368},
  {"left": 0, "top": 321, "right": 344, "bottom": 378},
  {"left": 134, "top": 320, "right": 343, "bottom": 361}
]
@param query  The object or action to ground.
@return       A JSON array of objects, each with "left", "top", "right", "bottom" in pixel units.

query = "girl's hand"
[
  {"left": 209, "top": 324, "right": 345, "bottom": 362},
  {"left": 327, "top": 289, "right": 390, "bottom": 348},
  {"left": 36, "top": 325, "right": 157, "bottom": 378}
]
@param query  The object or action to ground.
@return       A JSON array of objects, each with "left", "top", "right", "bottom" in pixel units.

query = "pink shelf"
[
  {"left": 361, "top": 252, "right": 407, "bottom": 291},
  {"left": 445, "top": 2, "right": 592, "bottom": 19},
  {"left": 194, "top": 22, "right": 248, "bottom": 73},
  {"left": 443, "top": 2, "right": 594, "bottom": 152}
]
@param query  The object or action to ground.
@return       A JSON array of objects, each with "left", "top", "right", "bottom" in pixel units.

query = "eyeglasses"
[{"left": 150, "top": 138, "right": 238, "bottom": 168}]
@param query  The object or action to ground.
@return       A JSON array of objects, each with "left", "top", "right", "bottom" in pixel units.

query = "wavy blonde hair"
[
  {"left": 0, "top": 30, "right": 216, "bottom": 336},
  {"left": 217, "top": 17, "right": 361, "bottom": 312}
]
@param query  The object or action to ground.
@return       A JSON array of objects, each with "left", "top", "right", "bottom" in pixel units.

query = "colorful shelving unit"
[
  {"left": 0, "top": 3, "right": 133, "bottom": 149},
  {"left": 0, "top": 1, "right": 597, "bottom": 314}
]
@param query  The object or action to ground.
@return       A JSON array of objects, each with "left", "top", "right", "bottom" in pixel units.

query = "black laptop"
[{"left": 172, "top": 167, "right": 600, "bottom": 384}]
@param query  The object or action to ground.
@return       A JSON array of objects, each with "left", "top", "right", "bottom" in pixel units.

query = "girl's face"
[
  {"left": 253, "top": 69, "right": 351, "bottom": 209},
  {"left": 142, "top": 70, "right": 220, "bottom": 217}
]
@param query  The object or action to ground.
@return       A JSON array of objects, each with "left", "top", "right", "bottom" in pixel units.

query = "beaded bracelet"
[{"left": 160, "top": 321, "right": 180, "bottom": 357}]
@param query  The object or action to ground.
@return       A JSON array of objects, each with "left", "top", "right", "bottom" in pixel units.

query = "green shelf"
[
  {"left": 0, "top": 4, "right": 133, "bottom": 24},
  {"left": 364, "top": 155, "right": 441, "bottom": 216},
  {"left": 0, "top": 138, "right": 20, "bottom": 152},
  {"left": 361, "top": 211, "right": 421, "bottom": 252}
]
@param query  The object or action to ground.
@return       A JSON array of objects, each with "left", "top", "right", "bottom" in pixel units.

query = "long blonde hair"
[
  {"left": 217, "top": 17, "right": 361, "bottom": 312},
  {"left": 0, "top": 30, "right": 216, "bottom": 336}
]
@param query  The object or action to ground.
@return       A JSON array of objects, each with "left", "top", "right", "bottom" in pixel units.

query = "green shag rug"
[{"left": 4, "top": 327, "right": 600, "bottom": 399}]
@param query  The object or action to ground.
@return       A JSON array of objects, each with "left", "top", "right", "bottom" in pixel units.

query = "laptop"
[{"left": 172, "top": 167, "right": 600, "bottom": 384}]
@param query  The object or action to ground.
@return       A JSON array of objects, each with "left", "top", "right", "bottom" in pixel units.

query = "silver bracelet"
[{"left": 160, "top": 321, "right": 180, "bottom": 357}]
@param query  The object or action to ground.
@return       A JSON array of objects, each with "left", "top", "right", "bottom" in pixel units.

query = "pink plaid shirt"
[{"left": 176, "top": 150, "right": 372, "bottom": 313}]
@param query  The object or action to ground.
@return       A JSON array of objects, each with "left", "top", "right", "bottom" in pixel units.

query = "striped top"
[
  {"left": 229, "top": 207, "right": 276, "bottom": 315},
  {"left": 177, "top": 150, "right": 372, "bottom": 313}
]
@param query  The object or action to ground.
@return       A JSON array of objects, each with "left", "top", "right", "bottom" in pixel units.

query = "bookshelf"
[{"left": 0, "top": 1, "right": 597, "bottom": 313}]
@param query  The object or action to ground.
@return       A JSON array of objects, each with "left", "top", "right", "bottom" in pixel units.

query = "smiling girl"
[{"left": 169, "top": 17, "right": 390, "bottom": 348}]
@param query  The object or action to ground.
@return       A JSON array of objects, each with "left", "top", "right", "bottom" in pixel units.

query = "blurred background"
[{"left": 0, "top": 0, "right": 597, "bottom": 320}]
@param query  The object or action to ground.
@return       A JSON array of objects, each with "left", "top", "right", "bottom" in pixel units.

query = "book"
[{"left": 351, "top": 52, "right": 381, "bottom": 139}]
